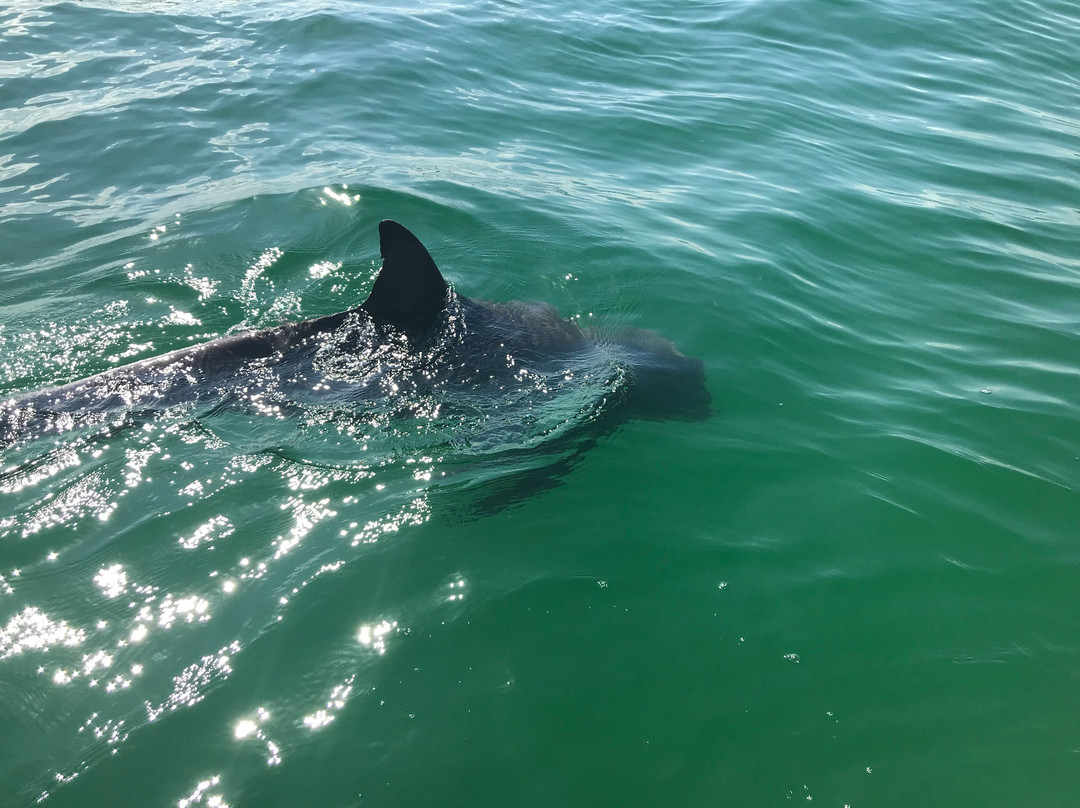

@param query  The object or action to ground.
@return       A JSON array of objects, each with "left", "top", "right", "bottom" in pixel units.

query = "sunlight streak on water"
[
  {"left": 147, "top": 642, "right": 240, "bottom": 722},
  {"left": 302, "top": 676, "right": 355, "bottom": 730},
  {"left": 0, "top": 607, "right": 86, "bottom": 659},
  {"left": 176, "top": 774, "right": 230, "bottom": 808}
]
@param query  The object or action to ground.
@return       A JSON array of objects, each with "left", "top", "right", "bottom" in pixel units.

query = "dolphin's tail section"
[{"left": 360, "top": 220, "right": 450, "bottom": 332}]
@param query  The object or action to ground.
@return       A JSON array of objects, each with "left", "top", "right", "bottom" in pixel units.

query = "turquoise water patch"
[{"left": 1, "top": 0, "right": 1078, "bottom": 805}]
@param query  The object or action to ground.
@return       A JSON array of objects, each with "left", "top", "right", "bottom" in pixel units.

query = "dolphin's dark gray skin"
[{"left": 0, "top": 221, "right": 708, "bottom": 449}]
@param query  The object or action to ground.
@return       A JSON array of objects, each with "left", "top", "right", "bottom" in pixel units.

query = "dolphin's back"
[{"left": 1, "top": 220, "right": 709, "bottom": 450}]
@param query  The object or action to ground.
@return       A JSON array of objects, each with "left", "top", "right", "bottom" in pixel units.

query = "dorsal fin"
[{"left": 360, "top": 220, "right": 449, "bottom": 331}]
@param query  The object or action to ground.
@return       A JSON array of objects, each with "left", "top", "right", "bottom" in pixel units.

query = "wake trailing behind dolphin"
[{"left": 0, "top": 221, "right": 708, "bottom": 452}]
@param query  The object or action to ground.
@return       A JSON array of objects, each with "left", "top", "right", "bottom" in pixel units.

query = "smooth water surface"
[{"left": 1, "top": 0, "right": 1078, "bottom": 805}]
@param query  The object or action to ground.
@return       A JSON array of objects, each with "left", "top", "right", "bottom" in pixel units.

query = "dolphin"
[{"left": 0, "top": 221, "right": 708, "bottom": 449}]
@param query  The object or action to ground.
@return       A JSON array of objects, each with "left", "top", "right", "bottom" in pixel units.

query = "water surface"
[{"left": 1, "top": 0, "right": 1078, "bottom": 805}]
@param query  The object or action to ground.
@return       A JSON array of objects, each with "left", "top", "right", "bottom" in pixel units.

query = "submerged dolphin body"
[{"left": 1, "top": 221, "right": 708, "bottom": 449}]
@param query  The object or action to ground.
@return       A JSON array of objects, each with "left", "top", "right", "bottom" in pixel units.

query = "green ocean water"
[{"left": 1, "top": 0, "right": 1078, "bottom": 805}]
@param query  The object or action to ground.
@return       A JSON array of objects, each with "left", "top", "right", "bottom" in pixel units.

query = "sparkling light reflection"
[
  {"left": 94, "top": 564, "right": 128, "bottom": 598},
  {"left": 308, "top": 260, "right": 341, "bottom": 278},
  {"left": 346, "top": 496, "right": 429, "bottom": 547},
  {"left": 179, "top": 516, "right": 234, "bottom": 550},
  {"left": 20, "top": 471, "right": 116, "bottom": 537},
  {"left": 147, "top": 642, "right": 239, "bottom": 721},
  {"left": 0, "top": 606, "right": 86, "bottom": 659},
  {"left": 272, "top": 496, "right": 336, "bottom": 559},
  {"left": 237, "top": 246, "right": 283, "bottom": 310},
  {"left": 0, "top": 446, "right": 81, "bottom": 496},
  {"left": 447, "top": 578, "right": 466, "bottom": 602},
  {"left": 232, "top": 707, "right": 280, "bottom": 765},
  {"left": 358, "top": 620, "right": 397, "bottom": 655},
  {"left": 177, "top": 774, "right": 229, "bottom": 808},
  {"left": 302, "top": 675, "right": 355, "bottom": 731},
  {"left": 321, "top": 185, "right": 359, "bottom": 206}
]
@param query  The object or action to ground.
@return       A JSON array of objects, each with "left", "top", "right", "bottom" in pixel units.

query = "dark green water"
[{"left": 2, "top": 1, "right": 1078, "bottom": 805}]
